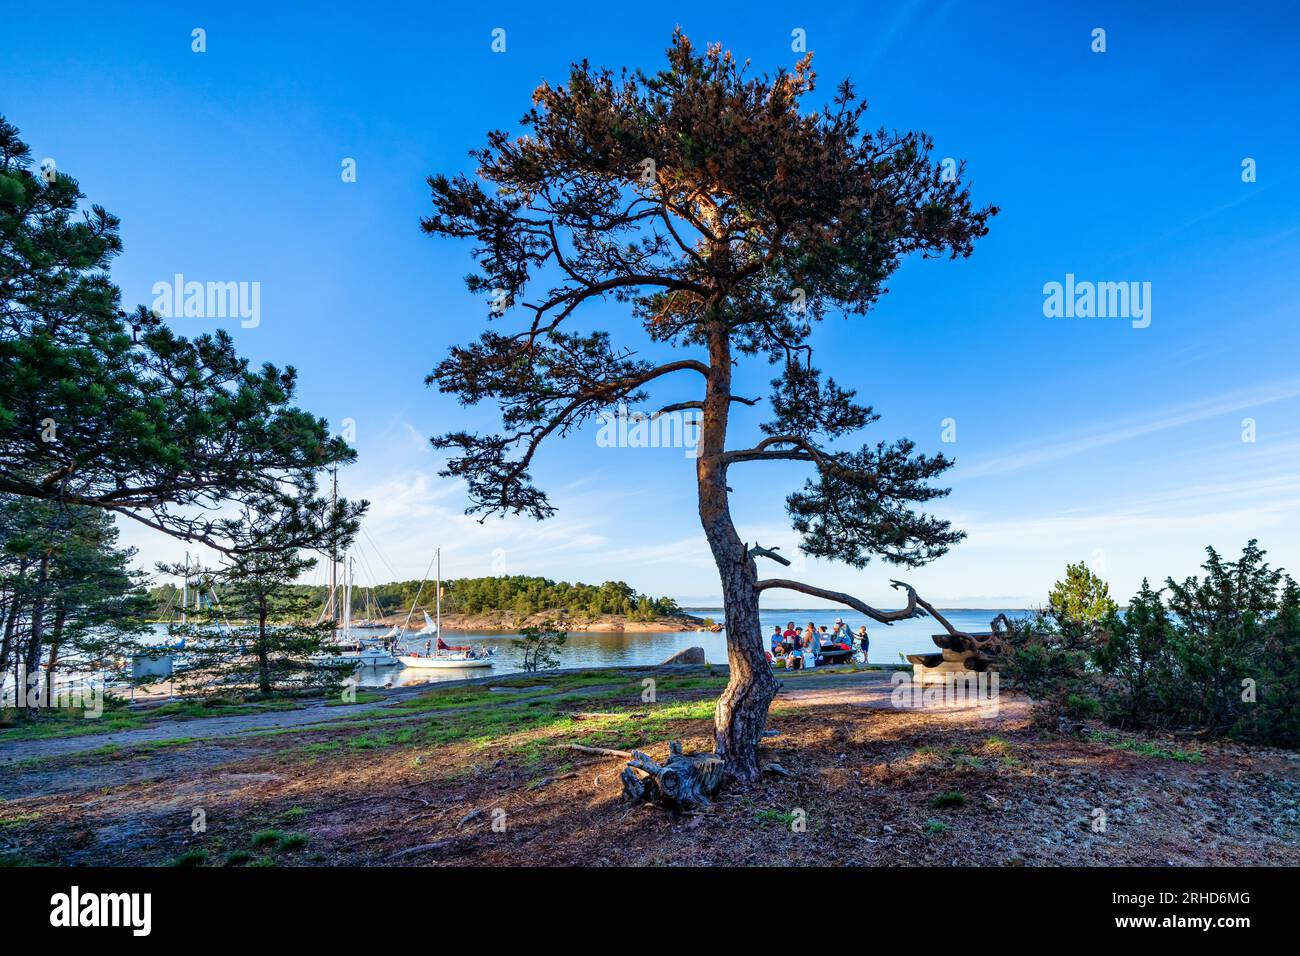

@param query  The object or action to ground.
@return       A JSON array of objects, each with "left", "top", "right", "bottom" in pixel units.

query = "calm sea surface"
[
  {"left": 344, "top": 607, "right": 1023, "bottom": 687},
  {"left": 35, "top": 610, "right": 1023, "bottom": 695}
]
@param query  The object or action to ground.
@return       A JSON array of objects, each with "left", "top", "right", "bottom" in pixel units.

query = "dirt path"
[
  {"left": 0, "top": 666, "right": 905, "bottom": 766},
  {"left": 0, "top": 687, "right": 424, "bottom": 766}
]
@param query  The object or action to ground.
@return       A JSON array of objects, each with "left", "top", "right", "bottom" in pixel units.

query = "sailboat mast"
[
  {"left": 344, "top": 556, "right": 353, "bottom": 636},
  {"left": 435, "top": 548, "right": 441, "bottom": 635},
  {"left": 329, "top": 467, "right": 338, "bottom": 629},
  {"left": 181, "top": 552, "right": 188, "bottom": 626}
]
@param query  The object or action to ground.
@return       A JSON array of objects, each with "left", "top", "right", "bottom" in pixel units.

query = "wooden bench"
[{"left": 907, "top": 633, "right": 996, "bottom": 685}]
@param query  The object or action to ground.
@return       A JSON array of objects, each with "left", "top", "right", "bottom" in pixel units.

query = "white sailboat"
[
  {"left": 310, "top": 542, "right": 399, "bottom": 668},
  {"left": 398, "top": 548, "right": 496, "bottom": 669}
]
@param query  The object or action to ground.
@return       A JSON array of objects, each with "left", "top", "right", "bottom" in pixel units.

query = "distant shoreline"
[
  {"left": 374, "top": 610, "right": 711, "bottom": 633},
  {"left": 679, "top": 606, "right": 1036, "bottom": 614}
]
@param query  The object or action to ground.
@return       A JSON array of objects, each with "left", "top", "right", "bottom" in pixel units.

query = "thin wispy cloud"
[{"left": 955, "top": 378, "right": 1300, "bottom": 480}]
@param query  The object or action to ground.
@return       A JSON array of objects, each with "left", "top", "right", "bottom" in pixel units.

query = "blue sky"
[{"left": 5, "top": 1, "right": 1300, "bottom": 607}]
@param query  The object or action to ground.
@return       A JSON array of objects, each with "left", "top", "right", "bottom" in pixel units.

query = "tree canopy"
[
  {"left": 0, "top": 115, "right": 358, "bottom": 554},
  {"left": 423, "top": 31, "right": 995, "bottom": 571}
]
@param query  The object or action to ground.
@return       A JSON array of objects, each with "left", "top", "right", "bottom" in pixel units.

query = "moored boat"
[
  {"left": 397, "top": 652, "right": 494, "bottom": 669},
  {"left": 396, "top": 549, "right": 496, "bottom": 670}
]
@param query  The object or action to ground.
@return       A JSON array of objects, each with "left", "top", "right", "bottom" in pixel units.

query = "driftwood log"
[{"left": 620, "top": 741, "right": 724, "bottom": 811}]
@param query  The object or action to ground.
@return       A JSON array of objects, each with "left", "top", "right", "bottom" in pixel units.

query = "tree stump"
[{"left": 620, "top": 741, "right": 724, "bottom": 811}]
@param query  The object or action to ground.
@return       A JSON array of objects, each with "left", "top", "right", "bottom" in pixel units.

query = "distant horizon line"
[{"left": 680, "top": 605, "right": 1038, "bottom": 613}]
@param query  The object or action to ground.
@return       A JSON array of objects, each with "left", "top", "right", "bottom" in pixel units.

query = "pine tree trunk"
[
  {"left": 699, "top": 320, "right": 779, "bottom": 782},
  {"left": 0, "top": 556, "right": 28, "bottom": 690},
  {"left": 22, "top": 552, "right": 51, "bottom": 676},
  {"left": 257, "top": 606, "right": 271, "bottom": 695},
  {"left": 43, "top": 604, "right": 66, "bottom": 704}
]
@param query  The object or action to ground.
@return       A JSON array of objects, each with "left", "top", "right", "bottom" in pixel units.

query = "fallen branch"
[
  {"left": 456, "top": 809, "right": 482, "bottom": 828},
  {"left": 388, "top": 840, "right": 454, "bottom": 860},
  {"left": 554, "top": 743, "right": 634, "bottom": 758},
  {"left": 527, "top": 771, "right": 579, "bottom": 791}
]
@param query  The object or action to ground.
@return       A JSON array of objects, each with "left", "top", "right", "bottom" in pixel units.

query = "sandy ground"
[{"left": 2, "top": 668, "right": 1296, "bottom": 867}]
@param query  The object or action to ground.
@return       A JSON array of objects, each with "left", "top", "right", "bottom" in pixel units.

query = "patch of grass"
[
  {"left": 168, "top": 849, "right": 209, "bottom": 867},
  {"left": 925, "top": 819, "right": 951, "bottom": 835},
  {"left": 282, "top": 806, "right": 307, "bottom": 821},
  {"left": 147, "top": 696, "right": 298, "bottom": 720},
  {"left": 134, "top": 737, "right": 197, "bottom": 751},
  {"left": 982, "top": 736, "right": 1010, "bottom": 753},
  {"left": 929, "top": 791, "right": 967, "bottom": 810},
  {"left": 248, "top": 829, "right": 308, "bottom": 851},
  {"left": 349, "top": 727, "right": 416, "bottom": 750},
  {"left": 389, "top": 671, "right": 626, "bottom": 714},
  {"left": 224, "top": 850, "right": 253, "bottom": 866},
  {"left": 1089, "top": 731, "right": 1205, "bottom": 763},
  {"left": 753, "top": 809, "right": 796, "bottom": 828},
  {"left": 0, "top": 851, "right": 33, "bottom": 866},
  {"left": 296, "top": 739, "right": 344, "bottom": 755},
  {"left": 251, "top": 829, "right": 286, "bottom": 848},
  {"left": 0, "top": 811, "right": 41, "bottom": 828},
  {"left": 83, "top": 744, "right": 123, "bottom": 759}
]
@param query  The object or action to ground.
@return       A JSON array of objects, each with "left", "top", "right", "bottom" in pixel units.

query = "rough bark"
[
  {"left": 43, "top": 604, "right": 66, "bottom": 703},
  {"left": 257, "top": 605, "right": 271, "bottom": 694},
  {"left": 22, "top": 551, "right": 50, "bottom": 676},
  {"left": 0, "top": 555, "right": 28, "bottom": 687},
  {"left": 698, "top": 319, "right": 778, "bottom": 782}
]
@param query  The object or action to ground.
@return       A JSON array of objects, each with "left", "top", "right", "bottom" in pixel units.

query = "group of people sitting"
[{"left": 768, "top": 618, "right": 869, "bottom": 669}]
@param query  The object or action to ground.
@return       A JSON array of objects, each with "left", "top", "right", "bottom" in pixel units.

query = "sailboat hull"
[
  {"left": 308, "top": 649, "right": 400, "bottom": 668},
  {"left": 397, "top": 655, "right": 494, "bottom": 669}
]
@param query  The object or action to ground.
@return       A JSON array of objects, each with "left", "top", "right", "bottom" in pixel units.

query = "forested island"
[{"left": 147, "top": 574, "right": 705, "bottom": 631}]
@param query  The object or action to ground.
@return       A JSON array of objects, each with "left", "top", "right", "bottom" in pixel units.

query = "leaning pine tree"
[{"left": 422, "top": 33, "right": 997, "bottom": 781}]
